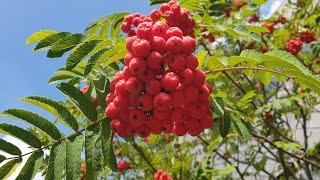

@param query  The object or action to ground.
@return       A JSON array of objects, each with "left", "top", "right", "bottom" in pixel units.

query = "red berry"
[
  {"left": 161, "top": 72, "right": 179, "bottom": 91},
  {"left": 185, "top": 55, "right": 198, "bottom": 70},
  {"left": 132, "top": 39, "right": 151, "bottom": 57},
  {"left": 180, "top": 68, "right": 194, "bottom": 85},
  {"left": 105, "top": 102, "right": 119, "bottom": 118},
  {"left": 138, "top": 69, "right": 155, "bottom": 82},
  {"left": 124, "top": 52, "right": 134, "bottom": 66},
  {"left": 166, "top": 36, "right": 183, "bottom": 54},
  {"left": 193, "top": 69, "right": 206, "bottom": 87},
  {"left": 182, "top": 36, "right": 196, "bottom": 54},
  {"left": 125, "top": 77, "right": 143, "bottom": 95},
  {"left": 146, "top": 79, "right": 161, "bottom": 95},
  {"left": 126, "top": 36, "right": 137, "bottom": 52},
  {"left": 140, "top": 93, "right": 154, "bottom": 111},
  {"left": 151, "top": 9, "right": 161, "bottom": 21},
  {"left": 115, "top": 80, "right": 127, "bottom": 95},
  {"left": 136, "top": 125, "right": 151, "bottom": 138},
  {"left": 113, "top": 94, "right": 129, "bottom": 110},
  {"left": 170, "top": 90, "right": 184, "bottom": 107},
  {"left": 147, "top": 115, "right": 163, "bottom": 134},
  {"left": 129, "top": 57, "right": 147, "bottom": 75},
  {"left": 173, "top": 122, "right": 186, "bottom": 136},
  {"left": 171, "top": 107, "right": 186, "bottom": 123},
  {"left": 153, "top": 22, "right": 169, "bottom": 38},
  {"left": 184, "top": 86, "right": 199, "bottom": 103},
  {"left": 121, "top": 22, "right": 131, "bottom": 33},
  {"left": 166, "top": 27, "right": 183, "bottom": 39},
  {"left": 200, "top": 114, "right": 213, "bottom": 129},
  {"left": 168, "top": 55, "right": 185, "bottom": 72},
  {"left": 129, "top": 109, "right": 147, "bottom": 128},
  {"left": 151, "top": 36, "right": 167, "bottom": 54},
  {"left": 147, "top": 51, "right": 163, "bottom": 70},
  {"left": 106, "top": 93, "right": 115, "bottom": 104},
  {"left": 188, "top": 102, "right": 207, "bottom": 119},
  {"left": 153, "top": 109, "right": 171, "bottom": 120},
  {"left": 185, "top": 118, "right": 202, "bottom": 136},
  {"left": 136, "top": 22, "right": 153, "bottom": 40},
  {"left": 154, "top": 92, "right": 172, "bottom": 111}
]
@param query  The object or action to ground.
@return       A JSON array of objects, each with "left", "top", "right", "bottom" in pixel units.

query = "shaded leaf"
[
  {"left": 84, "top": 48, "right": 109, "bottom": 76},
  {"left": 1, "top": 109, "right": 62, "bottom": 140},
  {"left": 66, "top": 40, "right": 101, "bottom": 70},
  {"left": 66, "top": 135, "right": 84, "bottom": 180},
  {"left": 101, "top": 120, "right": 117, "bottom": 171},
  {"left": 232, "top": 117, "right": 251, "bottom": 142},
  {"left": 0, "top": 155, "right": 5, "bottom": 163},
  {"left": 46, "top": 141, "right": 66, "bottom": 180},
  {"left": 0, "top": 159, "right": 21, "bottom": 179},
  {"left": 57, "top": 83, "right": 98, "bottom": 121},
  {"left": 34, "top": 32, "right": 71, "bottom": 51},
  {"left": 0, "top": 138, "right": 21, "bottom": 156},
  {"left": 0, "top": 124, "right": 42, "bottom": 148},
  {"left": 21, "top": 96, "right": 78, "bottom": 131},
  {"left": 85, "top": 124, "right": 102, "bottom": 179},
  {"left": 47, "top": 33, "right": 84, "bottom": 58},
  {"left": 16, "top": 151, "right": 43, "bottom": 180}
]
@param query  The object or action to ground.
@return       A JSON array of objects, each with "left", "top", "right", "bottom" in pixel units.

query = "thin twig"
[{"left": 131, "top": 141, "right": 157, "bottom": 173}]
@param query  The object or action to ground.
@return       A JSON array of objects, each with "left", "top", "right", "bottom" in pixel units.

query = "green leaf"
[
  {"left": 57, "top": 83, "right": 98, "bottom": 121},
  {"left": 207, "top": 56, "right": 225, "bottom": 70},
  {"left": 93, "top": 74, "right": 110, "bottom": 110},
  {"left": 211, "top": 96, "right": 225, "bottom": 116},
  {"left": 0, "top": 155, "right": 5, "bottom": 163},
  {"left": 48, "top": 74, "right": 75, "bottom": 84},
  {"left": 0, "top": 124, "right": 42, "bottom": 148},
  {"left": 66, "top": 40, "right": 101, "bottom": 70},
  {"left": 34, "top": 32, "right": 71, "bottom": 51},
  {"left": 1, "top": 109, "right": 62, "bottom": 140},
  {"left": 228, "top": 50, "right": 262, "bottom": 67},
  {"left": 46, "top": 141, "right": 66, "bottom": 180},
  {"left": 66, "top": 135, "right": 84, "bottom": 180},
  {"left": 47, "top": 33, "right": 84, "bottom": 58},
  {"left": 109, "top": 13, "right": 128, "bottom": 39},
  {"left": 84, "top": 48, "right": 109, "bottom": 76},
  {"left": 85, "top": 124, "right": 102, "bottom": 179},
  {"left": 26, "top": 30, "right": 57, "bottom": 45},
  {"left": 216, "top": 164, "right": 236, "bottom": 178},
  {"left": 219, "top": 112, "right": 232, "bottom": 138},
  {"left": 257, "top": 71, "right": 273, "bottom": 86},
  {"left": 101, "top": 120, "right": 117, "bottom": 171},
  {"left": 16, "top": 151, "right": 43, "bottom": 180},
  {"left": 275, "top": 141, "right": 302, "bottom": 152},
  {"left": 0, "top": 138, "right": 21, "bottom": 156},
  {"left": 0, "top": 159, "right": 21, "bottom": 179},
  {"left": 21, "top": 96, "right": 78, "bottom": 131},
  {"left": 150, "top": 0, "right": 169, "bottom": 5},
  {"left": 232, "top": 117, "right": 251, "bottom": 142}
]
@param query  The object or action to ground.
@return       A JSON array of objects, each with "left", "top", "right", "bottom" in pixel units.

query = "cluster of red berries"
[
  {"left": 106, "top": 0, "right": 213, "bottom": 138},
  {"left": 154, "top": 170, "right": 172, "bottom": 180},
  {"left": 299, "top": 31, "right": 316, "bottom": 43},
  {"left": 285, "top": 39, "right": 303, "bottom": 55},
  {"left": 121, "top": 0, "right": 195, "bottom": 37},
  {"left": 81, "top": 85, "right": 99, "bottom": 108},
  {"left": 117, "top": 160, "right": 131, "bottom": 172},
  {"left": 285, "top": 31, "right": 316, "bottom": 55}
]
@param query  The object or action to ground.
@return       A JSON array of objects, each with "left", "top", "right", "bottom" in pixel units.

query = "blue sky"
[{"left": 0, "top": 0, "right": 153, "bottom": 128}]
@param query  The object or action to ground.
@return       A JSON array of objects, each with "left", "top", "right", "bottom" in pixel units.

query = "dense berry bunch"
[
  {"left": 299, "top": 31, "right": 316, "bottom": 43},
  {"left": 285, "top": 39, "right": 303, "bottom": 55},
  {"left": 154, "top": 170, "right": 172, "bottom": 180},
  {"left": 106, "top": 0, "right": 213, "bottom": 138},
  {"left": 117, "top": 160, "right": 131, "bottom": 172}
]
